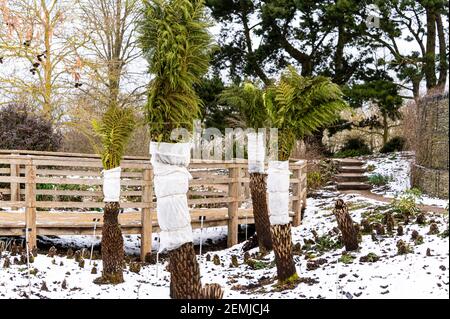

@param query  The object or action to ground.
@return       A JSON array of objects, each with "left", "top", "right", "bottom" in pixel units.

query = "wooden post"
[
  {"left": 10, "top": 163, "right": 20, "bottom": 210},
  {"left": 243, "top": 170, "right": 250, "bottom": 200},
  {"left": 292, "top": 167, "right": 302, "bottom": 227},
  {"left": 140, "top": 168, "right": 153, "bottom": 261},
  {"left": 227, "top": 166, "right": 241, "bottom": 247},
  {"left": 25, "top": 163, "right": 37, "bottom": 250},
  {"left": 301, "top": 165, "right": 307, "bottom": 212}
]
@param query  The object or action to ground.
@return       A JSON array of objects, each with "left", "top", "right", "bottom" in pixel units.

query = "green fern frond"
[
  {"left": 93, "top": 107, "right": 136, "bottom": 170},
  {"left": 139, "top": 0, "right": 214, "bottom": 142},
  {"left": 265, "top": 67, "right": 349, "bottom": 160}
]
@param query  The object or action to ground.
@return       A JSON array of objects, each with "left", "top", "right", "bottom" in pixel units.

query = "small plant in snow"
[
  {"left": 360, "top": 252, "right": 380, "bottom": 263},
  {"left": 368, "top": 173, "right": 392, "bottom": 186},
  {"left": 396, "top": 240, "right": 413, "bottom": 255},
  {"left": 338, "top": 253, "right": 355, "bottom": 264},
  {"left": 414, "top": 235, "right": 424, "bottom": 245},
  {"left": 390, "top": 188, "right": 422, "bottom": 219},
  {"left": 313, "top": 234, "right": 343, "bottom": 253}
]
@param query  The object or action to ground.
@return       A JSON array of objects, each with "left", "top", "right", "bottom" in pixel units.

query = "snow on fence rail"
[{"left": 0, "top": 150, "right": 307, "bottom": 261}]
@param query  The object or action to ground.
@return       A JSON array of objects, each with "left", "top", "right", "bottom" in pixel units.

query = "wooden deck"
[
  {"left": 0, "top": 208, "right": 256, "bottom": 236},
  {"left": 0, "top": 150, "right": 307, "bottom": 260}
]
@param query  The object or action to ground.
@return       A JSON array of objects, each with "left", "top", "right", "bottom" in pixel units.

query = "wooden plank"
[
  {"left": 141, "top": 169, "right": 153, "bottom": 261},
  {"left": 35, "top": 169, "right": 143, "bottom": 178},
  {"left": 188, "top": 190, "right": 227, "bottom": 197},
  {"left": 34, "top": 177, "right": 145, "bottom": 186},
  {"left": 32, "top": 160, "right": 150, "bottom": 169},
  {"left": 0, "top": 201, "right": 26, "bottom": 207},
  {"left": 0, "top": 188, "right": 11, "bottom": 194},
  {"left": 33, "top": 189, "right": 142, "bottom": 197},
  {"left": 34, "top": 201, "right": 151, "bottom": 209},
  {"left": 292, "top": 167, "right": 302, "bottom": 226},
  {"left": 10, "top": 164, "right": 20, "bottom": 210},
  {"left": 190, "top": 177, "right": 249, "bottom": 185},
  {"left": 188, "top": 196, "right": 244, "bottom": 205},
  {"left": 0, "top": 176, "right": 27, "bottom": 183}
]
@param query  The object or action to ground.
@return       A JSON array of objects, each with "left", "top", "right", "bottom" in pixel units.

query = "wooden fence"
[{"left": 0, "top": 150, "right": 307, "bottom": 261}]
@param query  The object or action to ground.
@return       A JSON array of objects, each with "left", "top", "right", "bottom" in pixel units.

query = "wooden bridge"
[{"left": 0, "top": 150, "right": 307, "bottom": 261}]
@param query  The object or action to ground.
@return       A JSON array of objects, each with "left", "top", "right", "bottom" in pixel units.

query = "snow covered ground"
[
  {"left": 0, "top": 152, "right": 448, "bottom": 299},
  {"left": 364, "top": 152, "right": 449, "bottom": 208}
]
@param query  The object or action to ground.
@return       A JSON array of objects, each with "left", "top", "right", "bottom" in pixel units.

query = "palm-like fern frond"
[
  {"left": 266, "top": 66, "right": 349, "bottom": 160},
  {"left": 93, "top": 107, "right": 136, "bottom": 169},
  {"left": 219, "top": 82, "right": 268, "bottom": 129},
  {"left": 139, "top": 0, "right": 214, "bottom": 142}
]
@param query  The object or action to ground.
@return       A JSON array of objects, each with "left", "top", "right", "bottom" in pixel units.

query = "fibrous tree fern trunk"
[
  {"left": 168, "top": 243, "right": 224, "bottom": 299},
  {"left": 139, "top": 0, "right": 220, "bottom": 298},
  {"left": 168, "top": 243, "right": 202, "bottom": 299},
  {"left": 249, "top": 173, "right": 273, "bottom": 253},
  {"left": 266, "top": 160, "right": 298, "bottom": 284},
  {"left": 95, "top": 202, "right": 124, "bottom": 284},
  {"left": 333, "top": 199, "right": 359, "bottom": 251},
  {"left": 271, "top": 224, "right": 297, "bottom": 282}
]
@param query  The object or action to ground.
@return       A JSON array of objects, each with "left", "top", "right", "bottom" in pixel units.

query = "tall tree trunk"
[
  {"left": 333, "top": 199, "right": 359, "bottom": 251},
  {"left": 412, "top": 78, "right": 421, "bottom": 100},
  {"left": 168, "top": 242, "right": 223, "bottom": 299},
  {"left": 436, "top": 14, "right": 448, "bottom": 90},
  {"left": 271, "top": 224, "right": 297, "bottom": 283},
  {"left": 249, "top": 173, "right": 273, "bottom": 253},
  {"left": 43, "top": 5, "right": 53, "bottom": 121},
  {"left": 425, "top": 8, "right": 437, "bottom": 90},
  {"left": 334, "top": 24, "right": 346, "bottom": 85},
  {"left": 240, "top": 1, "right": 271, "bottom": 85},
  {"left": 95, "top": 201, "right": 124, "bottom": 284}
]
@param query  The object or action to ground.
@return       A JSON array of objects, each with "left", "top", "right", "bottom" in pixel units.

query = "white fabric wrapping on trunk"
[
  {"left": 267, "top": 161, "right": 291, "bottom": 225},
  {"left": 247, "top": 132, "right": 265, "bottom": 173},
  {"left": 150, "top": 142, "right": 193, "bottom": 252},
  {"left": 102, "top": 167, "right": 121, "bottom": 202}
]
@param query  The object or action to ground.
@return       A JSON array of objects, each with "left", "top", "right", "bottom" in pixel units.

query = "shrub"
[
  {"left": 307, "top": 171, "right": 324, "bottom": 190},
  {"left": 0, "top": 104, "right": 62, "bottom": 151},
  {"left": 368, "top": 173, "right": 392, "bottom": 186},
  {"left": 380, "top": 136, "right": 406, "bottom": 153},
  {"left": 334, "top": 137, "right": 371, "bottom": 158},
  {"left": 390, "top": 188, "right": 422, "bottom": 218}
]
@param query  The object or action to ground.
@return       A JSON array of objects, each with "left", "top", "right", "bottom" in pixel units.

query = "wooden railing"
[{"left": 0, "top": 150, "right": 307, "bottom": 260}]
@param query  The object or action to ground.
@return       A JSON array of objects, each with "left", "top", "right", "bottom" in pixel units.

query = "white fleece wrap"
[
  {"left": 267, "top": 161, "right": 291, "bottom": 225},
  {"left": 247, "top": 132, "right": 265, "bottom": 173},
  {"left": 103, "top": 167, "right": 121, "bottom": 202},
  {"left": 150, "top": 142, "right": 193, "bottom": 252}
]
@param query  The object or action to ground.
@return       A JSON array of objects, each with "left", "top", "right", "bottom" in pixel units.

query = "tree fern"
[
  {"left": 265, "top": 66, "right": 349, "bottom": 160},
  {"left": 139, "top": 0, "right": 214, "bottom": 142},
  {"left": 219, "top": 82, "right": 268, "bottom": 129},
  {"left": 92, "top": 107, "right": 136, "bottom": 169}
]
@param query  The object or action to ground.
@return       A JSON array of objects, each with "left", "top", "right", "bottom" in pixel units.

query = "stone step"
[
  {"left": 339, "top": 166, "right": 367, "bottom": 174},
  {"left": 336, "top": 182, "right": 372, "bottom": 191},
  {"left": 335, "top": 173, "right": 368, "bottom": 182},
  {"left": 334, "top": 159, "right": 365, "bottom": 167}
]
